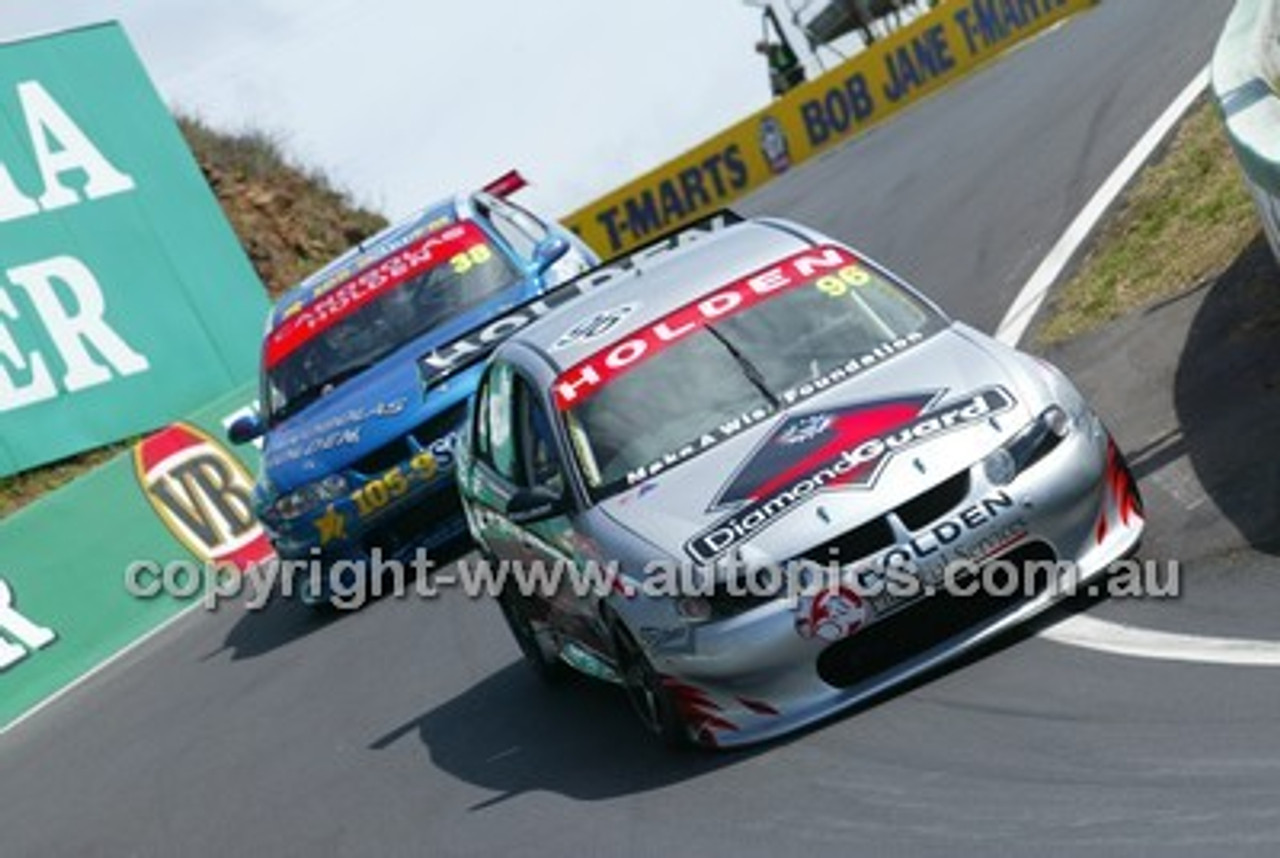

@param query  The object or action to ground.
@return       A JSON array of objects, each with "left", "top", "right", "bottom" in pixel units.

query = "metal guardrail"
[{"left": 1213, "top": 0, "right": 1280, "bottom": 264}]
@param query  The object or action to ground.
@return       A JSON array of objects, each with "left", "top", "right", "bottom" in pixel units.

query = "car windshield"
[
  {"left": 559, "top": 247, "right": 945, "bottom": 501},
  {"left": 263, "top": 221, "right": 519, "bottom": 423}
]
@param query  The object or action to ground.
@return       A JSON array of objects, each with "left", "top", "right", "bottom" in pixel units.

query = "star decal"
[{"left": 315, "top": 505, "right": 347, "bottom": 545}]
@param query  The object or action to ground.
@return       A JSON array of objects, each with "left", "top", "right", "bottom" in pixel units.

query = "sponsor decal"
[
  {"left": 297, "top": 217, "right": 445, "bottom": 303},
  {"left": 554, "top": 244, "right": 857, "bottom": 410},
  {"left": 795, "top": 585, "right": 865, "bottom": 642},
  {"left": 350, "top": 438, "right": 451, "bottom": 519},
  {"left": 551, "top": 303, "right": 638, "bottom": 351},
  {"left": 134, "top": 423, "right": 274, "bottom": 571},
  {"left": 315, "top": 505, "right": 347, "bottom": 546},
  {"left": 640, "top": 624, "right": 694, "bottom": 653},
  {"left": 758, "top": 115, "right": 792, "bottom": 175},
  {"left": 617, "top": 481, "right": 660, "bottom": 506},
  {"left": 779, "top": 413, "right": 833, "bottom": 446},
  {"left": 265, "top": 221, "right": 488, "bottom": 368},
  {"left": 0, "top": 577, "right": 57, "bottom": 672},
  {"left": 263, "top": 398, "right": 406, "bottom": 469},
  {"left": 420, "top": 211, "right": 737, "bottom": 385},
  {"left": 858, "top": 497, "right": 1025, "bottom": 618},
  {"left": 684, "top": 387, "right": 1016, "bottom": 562},
  {"left": 621, "top": 332, "right": 925, "bottom": 489},
  {"left": 311, "top": 430, "right": 456, "bottom": 546},
  {"left": 267, "top": 427, "right": 361, "bottom": 469}
]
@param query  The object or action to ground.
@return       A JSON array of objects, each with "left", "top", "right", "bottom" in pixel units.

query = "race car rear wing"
[
  {"left": 418, "top": 209, "right": 744, "bottom": 390},
  {"left": 481, "top": 169, "right": 529, "bottom": 199}
]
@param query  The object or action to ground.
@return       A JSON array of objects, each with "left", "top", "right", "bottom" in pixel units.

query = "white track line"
[
  {"left": 0, "top": 601, "right": 204, "bottom": 736},
  {"left": 996, "top": 64, "right": 1280, "bottom": 667},
  {"left": 1039, "top": 613, "right": 1280, "bottom": 666},
  {"left": 995, "top": 67, "right": 1210, "bottom": 346}
]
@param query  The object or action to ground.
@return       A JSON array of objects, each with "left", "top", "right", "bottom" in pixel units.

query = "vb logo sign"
[
  {"left": 0, "top": 578, "right": 57, "bottom": 671},
  {"left": 134, "top": 423, "right": 273, "bottom": 571}
]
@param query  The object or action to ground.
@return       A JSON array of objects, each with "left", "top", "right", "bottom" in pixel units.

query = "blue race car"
[{"left": 228, "top": 187, "right": 598, "bottom": 602}]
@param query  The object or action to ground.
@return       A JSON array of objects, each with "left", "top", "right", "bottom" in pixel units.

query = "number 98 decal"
[{"left": 450, "top": 244, "right": 493, "bottom": 274}]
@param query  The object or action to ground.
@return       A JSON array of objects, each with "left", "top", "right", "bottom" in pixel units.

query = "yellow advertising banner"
[{"left": 564, "top": 0, "right": 1095, "bottom": 256}]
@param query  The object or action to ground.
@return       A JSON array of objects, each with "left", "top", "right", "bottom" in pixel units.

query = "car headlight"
[
  {"left": 273, "top": 474, "right": 350, "bottom": 521},
  {"left": 1042, "top": 404, "right": 1071, "bottom": 438},
  {"left": 983, "top": 448, "right": 1018, "bottom": 487},
  {"left": 983, "top": 405, "right": 1073, "bottom": 487}
]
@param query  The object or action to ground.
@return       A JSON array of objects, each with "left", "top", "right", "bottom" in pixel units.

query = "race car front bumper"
[{"left": 645, "top": 422, "right": 1145, "bottom": 748}]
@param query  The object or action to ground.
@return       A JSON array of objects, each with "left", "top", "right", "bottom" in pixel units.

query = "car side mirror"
[
  {"left": 506, "top": 485, "right": 567, "bottom": 525},
  {"left": 228, "top": 413, "right": 265, "bottom": 445},
  {"left": 531, "top": 236, "right": 570, "bottom": 274}
]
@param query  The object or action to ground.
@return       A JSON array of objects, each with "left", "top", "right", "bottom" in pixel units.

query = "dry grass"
[
  {"left": 0, "top": 443, "right": 129, "bottom": 520},
  {"left": 178, "top": 115, "right": 387, "bottom": 297},
  {"left": 1037, "top": 98, "right": 1260, "bottom": 344}
]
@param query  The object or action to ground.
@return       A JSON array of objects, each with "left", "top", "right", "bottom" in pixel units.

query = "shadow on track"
[
  {"left": 368, "top": 663, "right": 752, "bottom": 807},
  {"left": 210, "top": 591, "right": 341, "bottom": 662},
  {"left": 365, "top": 595, "right": 1096, "bottom": 808},
  {"left": 214, "top": 538, "right": 475, "bottom": 661},
  {"left": 1173, "top": 236, "right": 1280, "bottom": 553}
]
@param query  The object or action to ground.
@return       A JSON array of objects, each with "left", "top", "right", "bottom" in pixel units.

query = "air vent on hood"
[
  {"left": 799, "top": 516, "right": 896, "bottom": 568},
  {"left": 894, "top": 469, "right": 971, "bottom": 531}
]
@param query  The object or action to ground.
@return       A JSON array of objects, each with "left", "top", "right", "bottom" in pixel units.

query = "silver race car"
[{"left": 454, "top": 212, "right": 1144, "bottom": 747}]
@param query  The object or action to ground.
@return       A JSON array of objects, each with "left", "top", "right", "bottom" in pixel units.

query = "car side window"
[
  {"left": 502, "top": 199, "right": 550, "bottom": 243},
  {"left": 488, "top": 207, "right": 540, "bottom": 262},
  {"left": 516, "top": 379, "right": 567, "bottom": 496},
  {"left": 473, "top": 370, "right": 493, "bottom": 464},
  {"left": 480, "top": 362, "right": 521, "bottom": 483}
]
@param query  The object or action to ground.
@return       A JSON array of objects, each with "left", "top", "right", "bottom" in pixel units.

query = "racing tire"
[
  {"left": 297, "top": 569, "right": 337, "bottom": 613},
  {"left": 609, "top": 614, "right": 689, "bottom": 747},
  {"left": 497, "top": 586, "right": 565, "bottom": 685}
]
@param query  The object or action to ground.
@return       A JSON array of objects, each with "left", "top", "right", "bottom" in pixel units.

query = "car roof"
[
  {"left": 511, "top": 219, "right": 821, "bottom": 373},
  {"left": 267, "top": 195, "right": 469, "bottom": 330}
]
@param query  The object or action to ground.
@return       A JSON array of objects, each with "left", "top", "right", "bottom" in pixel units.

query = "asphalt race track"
[{"left": 5, "top": 1, "right": 1277, "bottom": 855}]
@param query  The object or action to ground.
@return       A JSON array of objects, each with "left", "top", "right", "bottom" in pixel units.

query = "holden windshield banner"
[{"left": 0, "top": 23, "right": 266, "bottom": 476}]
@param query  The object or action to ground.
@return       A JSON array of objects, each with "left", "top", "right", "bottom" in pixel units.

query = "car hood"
[{"left": 597, "top": 326, "right": 1041, "bottom": 566}]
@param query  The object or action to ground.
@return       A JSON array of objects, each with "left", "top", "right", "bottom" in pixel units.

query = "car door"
[
  {"left": 464, "top": 361, "right": 524, "bottom": 561},
  {"left": 505, "top": 371, "right": 613, "bottom": 654}
]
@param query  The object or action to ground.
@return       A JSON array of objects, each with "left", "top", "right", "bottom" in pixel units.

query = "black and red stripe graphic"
[{"left": 685, "top": 387, "right": 1016, "bottom": 562}]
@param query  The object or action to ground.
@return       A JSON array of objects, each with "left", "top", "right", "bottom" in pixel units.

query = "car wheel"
[
  {"left": 609, "top": 615, "right": 688, "bottom": 747},
  {"left": 497, "top": 587, "right": 565, "bottom": 684},
  {"left": 297, "top": 569, "right": 335, "bottom": 612}
]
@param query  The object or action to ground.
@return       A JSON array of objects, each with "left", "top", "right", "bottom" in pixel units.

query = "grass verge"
[
  {"left": 0, "top": 443, "right": 129, "bottom": 520},
  {"left": 1037, "top": 97, "right": 1260, "bottom": 344}
]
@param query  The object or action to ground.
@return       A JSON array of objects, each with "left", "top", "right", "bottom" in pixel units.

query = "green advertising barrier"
[
  {"left": 0, "top": 381, "right": 262, "bottom": 732},
  {"left": 0, "top": 23, "right": 267, "bottom": 475}
]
